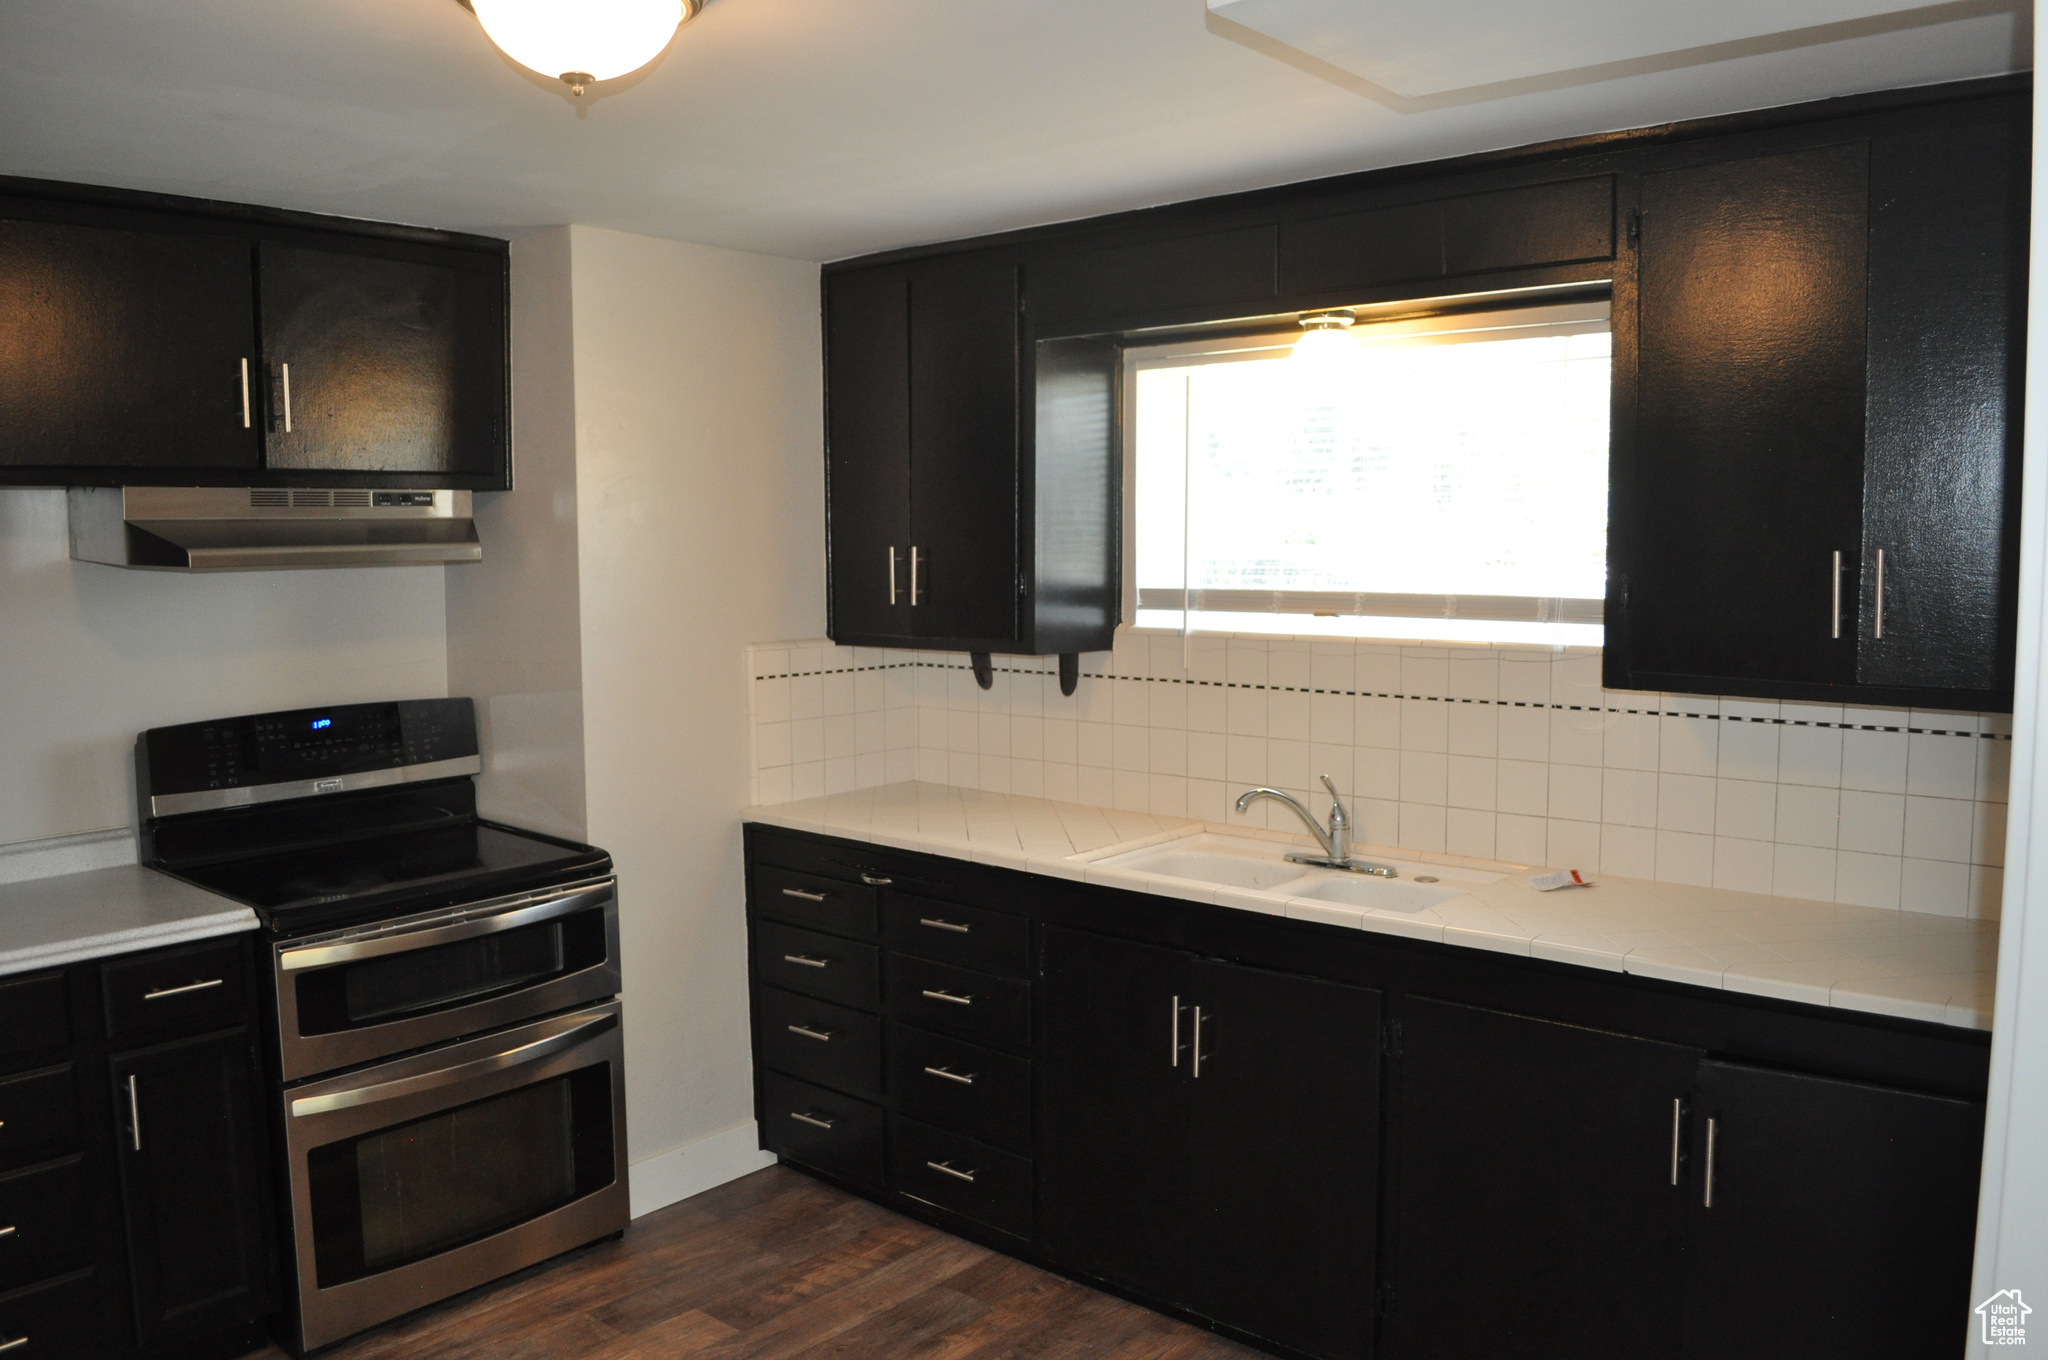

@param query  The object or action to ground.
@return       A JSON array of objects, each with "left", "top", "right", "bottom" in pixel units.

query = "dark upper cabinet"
[
  {"left": 109, "top": 1026, "right": 277, "bottom": 1350},
  {"left": 1039, "top": 927, "right": 1380, "bottom": 1360},
  {"left": 1033, "top": 225, "right": 1278, "bottom": 331},
  {"left": 1388, "top": 998, "right": 1698, "bottom": 1360},
  {"left": 823, "top": 256, "right": 1117, "bottom": 655},
  {"left": 0, "top": 176, "right": 510, "bottom": 489},
  {"left": 258, "top": 242, "right": 505, "bottom": 480},
  {"left": 1679, "top": 1059, "right": 1983, "bottom": 1360},
  {"left": 1612, "top": 93, "right": 2026, "bottom": 708},
  {"left": 0, "top": 216, "right": 260, "bottom": 476}
]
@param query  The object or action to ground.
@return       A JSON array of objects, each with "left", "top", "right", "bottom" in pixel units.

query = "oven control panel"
[{"left": 140, "top": 697, "right": 479, "bottom": 799}]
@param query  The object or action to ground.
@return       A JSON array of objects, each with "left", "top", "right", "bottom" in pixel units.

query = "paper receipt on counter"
[{"left": 1528, "top": 869, "right": 1591, "bottom": 891}]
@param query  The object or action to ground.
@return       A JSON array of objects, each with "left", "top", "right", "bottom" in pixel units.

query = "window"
[{"left": 1129, "top": 298, "right": 1610, "bottom": 645}]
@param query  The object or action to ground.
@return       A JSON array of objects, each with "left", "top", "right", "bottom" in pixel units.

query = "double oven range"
[{"left": 136, "top": 698, "right": 628, "bottom": 1354}]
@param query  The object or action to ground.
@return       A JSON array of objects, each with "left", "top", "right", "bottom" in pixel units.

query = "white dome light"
[{"left": 470, "top": 0, "right": 694, "bottom": 95}]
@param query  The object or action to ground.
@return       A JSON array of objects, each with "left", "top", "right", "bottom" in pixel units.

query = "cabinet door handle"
[
  {"left": 782, "top": 954, "right": 830, "bottom": 969},
  {"left": 126, "top": 1073, "right": 142, "bottom": 1152},
  {"left": 790, "top": 1111, "right": 835, "bottom": 1131},
  {"left": 887, "top": 545, "right": 898, "bottom": 606},
  {"left": 0, "top": 1337, "right": 26, "bottom": 1354},
  {"left": 923, "top": 1065, "right": 975, "bottom": 1086},
  {"left": 1170, "top": 994, "right": 1180, "bottom": 1068},
  {"left": 240, "top": 357, "right": 251, "bottom": 429},
  {"left": 781, "top": 887, "right": 828, "bottom": 902},
  {"left": 919, "top": 917, "right": 970, "bottom": 934},
  {"left": 280, "top": 361, "right": 293, "bottom": 434},
  {"left": 1831, "top": 551, "right": 1842, "bottom": 639},
  {"left": 1703, "top": 1117, "right": 1718, "bottom": 1207},
  {"left": 926, "top": 1159, "right": 977, "bottom": 1183},
  {"left": 143, "top": 977, "right": 223, "bottom": 1001},
  {"left": 860, "top": 872, "right": 893, "bottom": 887},
  {"left": 910, "top": 546, "right": 921, "bottom": 606},
  {"left": 921, "top": 988, "right": 973, "bottom": 1006},
  {"left": 1191, "top": 1006, "right": 1205, "bottom": 1078},
  {"left": 1669, "top": 1098, "right": 1682, "bottom": 1186},
  {"left": 1874, "top": 549, "right": 1885, "bottom": 639},
  {"left": 786, "top": 1024, "right": 833, "bottom": 1042},
  {"left": 0, "top": 1225, "right": 15, "bottom": 1240}
]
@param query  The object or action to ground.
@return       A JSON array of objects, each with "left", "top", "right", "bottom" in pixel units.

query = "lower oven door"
[
  {"left": 273, "top": 877, "right": 620, "bottom": 1081},
  {"left": 281, "top": 1001, "right": 630, "bottom": 1354}
]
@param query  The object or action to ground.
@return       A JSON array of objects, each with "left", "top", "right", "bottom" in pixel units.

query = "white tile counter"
[
  {"left": 0, "top": 865, "right": 257, "bottom": 977},
  {"left": 745, "top": 781, "right": 1998, "bottom": 1031}
]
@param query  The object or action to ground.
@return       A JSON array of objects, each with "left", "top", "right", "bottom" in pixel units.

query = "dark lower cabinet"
[
  {"left": 748, "top": 827, "right": 1991, "bottom": 1360},
  {"left": 1679, "top": 1060, "right": 1983, "bottom": 1360},
  {"left": 1388, "top": 999, "right": 1698, "bottom": 1360},
  {"left": 109, "top": 1029, "right": 276, "bottom": 1350},
  {"left": 1039, "top": 927, "right": 1381, "bottom": 1360}
]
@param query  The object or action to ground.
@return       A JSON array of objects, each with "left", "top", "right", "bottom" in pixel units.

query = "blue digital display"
[{"left": 310, "top": 718, "right": 332, "bottom": 731}]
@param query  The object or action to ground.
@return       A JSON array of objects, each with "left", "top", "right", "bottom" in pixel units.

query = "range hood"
[{"left": 68, "top": 487, "right": 482, "bottom": 571}]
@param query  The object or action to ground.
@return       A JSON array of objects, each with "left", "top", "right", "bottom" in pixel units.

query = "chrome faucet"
[{"left": 1234, "top": 775, "right": 1397, "bottom": 878}]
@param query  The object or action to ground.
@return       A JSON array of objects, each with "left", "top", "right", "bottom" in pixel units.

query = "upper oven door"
[{"left": 273, "top": 877, "right": 620, "bottom": 1081}]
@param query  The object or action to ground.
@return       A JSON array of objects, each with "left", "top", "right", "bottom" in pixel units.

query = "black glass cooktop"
[{"left": 168, "top": 820, "right": 611, "bottom": 936}]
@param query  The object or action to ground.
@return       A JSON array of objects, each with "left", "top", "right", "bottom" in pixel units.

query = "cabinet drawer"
[
  {"left": 886, "top": 956, "right": 1030, "bottom": 1054},
  {"left": 0, "top": 1070, "right": 75, "bottom": 1173},
  {"left": 0, "top": 1267, "right": 102, "bottom": 1360},
  {"left": 102, "top": 936, "right": 248, "bottom": 1041},
  {"left": 0, "top": 976, "right": 67, "bottom": 1066},
  {"left": 883, "top": 894, "right": 1029, "bottom": 979},
  {"left": 889, "top": 1115, "right": 1032, "bottom": 1240},
  {"left": 751, "top": 866, "right": 878, "bottom": 939},
  {"left": 887, "top": 1025, "right": 1032, "bottom": 1152},
  {"left": 754, "top": 921, "right": 881, "bottom": 1011},
  {"left": 760, "top": 1071, "right": 885, "bottom": 1189},
  {"left": 0, "top": 1161, "right": 91, "bottom": 1290},
  {"left": 756, "top": 987, "right": 882, "bottom": 1098}
]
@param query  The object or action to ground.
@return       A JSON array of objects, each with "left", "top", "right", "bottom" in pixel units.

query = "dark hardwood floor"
[{"left": 249, "top": 1165, "right": 1267, "bottom": 1359}]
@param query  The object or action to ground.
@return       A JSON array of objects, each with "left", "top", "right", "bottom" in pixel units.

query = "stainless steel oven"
[
  {"left": 281, "top": 1001, "right": 629, "bottom": 1352},
  {"left": 272, "top": 876, "right": 620, "bottom": 1081}
]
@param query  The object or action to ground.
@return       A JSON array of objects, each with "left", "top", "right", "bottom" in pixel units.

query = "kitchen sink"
[{"left": 1097, "top": 833, "right": 1502, "bottom": 911}]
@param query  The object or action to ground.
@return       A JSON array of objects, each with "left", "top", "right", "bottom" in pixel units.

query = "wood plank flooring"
[{"left": 249, "top": 1166, "right": 1267, "bottom": 1360}]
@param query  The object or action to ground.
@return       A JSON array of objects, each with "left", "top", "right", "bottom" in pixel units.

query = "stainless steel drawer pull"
[
  {"left": 926, "top": 1160, "right": 976, "bottom": 1183},
  {"left": 1669, "top": 1098, "right": 1682, "bottom": 1186},
  {"left": 791, "top": 1111, "right": 836, "bottom": 1131},
  {"left": 910, "top": 546, "right": 921, "bottom": 606},
  {"left": 860, "top": 872, "right": 893, "bottom": 886},
  {"left": 143, "top": 977, "right": 224, "bottom": 1000},
  {"left": 782, "top": 954, "right": 830, "bottom": 969},
  {"left": 1831, "top": 551, "right": 1842, "bottom": 639},
  {"left": 1874, "top": 549, "right": 1886, "bottom": 639},
  {"left": 0, "top": 1225, "right": 15, "bottom": 1240},
  {"left": 1170, "top": 994, "right": 1181, "bottom": 1068},
  {"left": 0, "top": 1337, "right": 27, "bottom": 1354},
  {"left": 923, "top": 1065, "right": 975, "bottom": 1086},
  {"left": 780, "top": 887, "right": 829, "bottom": 902},
  {"left": 888, "top": 545, "right": 899, "bottom": 606},
  {"left": 240, "top": 357, "right": 251, "bottom": 428},
  {"left": 280, "top": 361, "right": 293, "bottom": 433},
  {"left": 1191, "top": 1006, "right": 1205, "bottom": 1079},
  {"left": 1703, "top": 1117, "right": 1718, "bottom": 1208},
  {"left": 127, "top": 1074, "right": 142, "bottom": 1152},
  {"left": 787, "top": 1024, "right": 833, "bottom": 1042},
  {"left": 919, "top": 917, "right": 971, "bottom": 934},
  {"left": 921, "top": 988, "right": 973, "bottom": 1006}
]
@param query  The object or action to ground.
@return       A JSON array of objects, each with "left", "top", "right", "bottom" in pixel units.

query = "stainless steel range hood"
[{"left": 68, "top": 487, "right": 482, "bottom": 571}]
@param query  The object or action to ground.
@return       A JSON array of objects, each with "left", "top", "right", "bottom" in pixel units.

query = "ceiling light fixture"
[
  {"left": 1292, "top": 310, "right": 1359, "bottom": 368},
  {"left": 463, "top": 0, "right": 700, "bottom": 96}
]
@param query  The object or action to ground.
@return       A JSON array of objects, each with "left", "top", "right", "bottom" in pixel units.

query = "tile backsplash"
[{"left": 746, "top": 633, "right": 2010, "bottom": 919}]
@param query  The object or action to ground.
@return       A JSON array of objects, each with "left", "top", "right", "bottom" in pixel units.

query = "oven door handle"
[
  {"left": 289, "top": 1009, "right": 618, "bottom": 1118},
  {"left": 278, "top": 880, "right": 616, "bottom": 972}
]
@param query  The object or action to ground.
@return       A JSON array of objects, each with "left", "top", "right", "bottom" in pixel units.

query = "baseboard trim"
[{"left": 628, "top": 1120, "right": 779, "bottom": 1218}]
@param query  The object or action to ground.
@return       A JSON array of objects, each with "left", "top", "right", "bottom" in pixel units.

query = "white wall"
[
  {"left": 0, "top": 489, "right": 448, "bottom": 849},
  {"left": 446, "top": 227, "right": 589, "bottom": 844},
  {"left": 1969, "top": 3, "right": 2048, "bottom": 1343},
  {"left": 567, "top": 226, "right": 826, "bottom": 1204}
]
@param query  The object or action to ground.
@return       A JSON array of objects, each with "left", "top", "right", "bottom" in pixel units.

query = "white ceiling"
[{"left": 0, "top": 0, "right": 2027, "bottom": 263}]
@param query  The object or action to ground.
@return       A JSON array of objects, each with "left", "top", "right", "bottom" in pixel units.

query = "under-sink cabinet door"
[
  {"left": 1678, "top": 1059, "right": 1982, "bottom": 1360},
  {"left": 1386, "top": 997, "right": 1699, "bottom": 1360},
  {"left": 1184, "top": 960, "right": 1381, "bottom": 1360}
]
